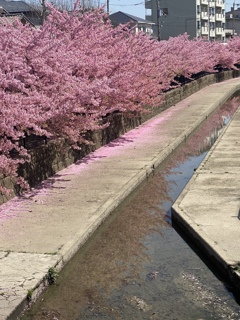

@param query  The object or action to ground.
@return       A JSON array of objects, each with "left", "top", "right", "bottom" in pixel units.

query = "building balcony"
[
  {"left": 215, "top": 0, "right": 225, "bottom": 7},
  {"left": 209, "top": 28, "right": 215, "bottom": 37},
  {"left": 209, "top": 14, "right": 216, "bottom": 21},
  {"left": 201, "top": 26, "right": 209, "bottom": 35},
  {"left": 201, "top": 11, "right": 208, "bottom": 19},
  {"left": 215, "top": 13, "right": 225, "bottom": 21},
  {"left": 201, "top": 0, "right": 209, "bottom": 5},
  {"left": 215, "top": 27, "right": 223, "bottom": 34}
]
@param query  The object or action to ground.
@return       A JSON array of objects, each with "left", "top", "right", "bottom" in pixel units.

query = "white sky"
[{"left": 105, "top": 1, "right": 233, "bottom": 19}]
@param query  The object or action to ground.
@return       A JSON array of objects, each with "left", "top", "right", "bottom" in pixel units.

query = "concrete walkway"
[
  {"left": 172, "top": 104, "right": 240, "bottom": 288},
  {"left": 1, "top": 78, "right": 240, "bottom": 320}
]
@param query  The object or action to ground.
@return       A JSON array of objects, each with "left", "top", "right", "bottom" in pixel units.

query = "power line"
[{"left": 110, "top": 2, "right": 144, "bottom": 6}]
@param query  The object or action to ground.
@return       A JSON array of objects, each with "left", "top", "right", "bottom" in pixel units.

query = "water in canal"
[{"left": 21, "top": 98, "right": 240, "bottom": 320}]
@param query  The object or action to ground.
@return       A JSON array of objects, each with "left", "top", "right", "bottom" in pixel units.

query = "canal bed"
[{"left": 21, "top": 97, "right": 240, "bottom": 320}]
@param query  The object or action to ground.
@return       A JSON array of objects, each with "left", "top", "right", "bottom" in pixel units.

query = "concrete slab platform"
[{"left": 172, "top": 107, "right": 240, "bottom": 287}]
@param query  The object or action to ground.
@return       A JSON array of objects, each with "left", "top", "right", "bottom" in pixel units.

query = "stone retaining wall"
[{"left": 1, "top": 70, "right": 240, "bottom": 205}]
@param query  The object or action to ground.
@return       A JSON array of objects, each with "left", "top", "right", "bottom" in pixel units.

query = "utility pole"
[
  {"left": 107, "top": 0, "right": 109, "bottom": 14},
  {"left": 208, "top": 0, "right": 210, "bottom": 41},
  {"left": 156, "top": 0, "right": 161, "bottom": 41},
  {"left": 231, "top": 1, "right": 235, "bottom": 37}
]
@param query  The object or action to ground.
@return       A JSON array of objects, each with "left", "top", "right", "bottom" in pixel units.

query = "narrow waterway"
[{"left": 21, "top": 98, "right": 240, "bottom": 320}]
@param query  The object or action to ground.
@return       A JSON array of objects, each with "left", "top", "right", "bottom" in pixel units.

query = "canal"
[{"left": 21, "top": 97, "right": 240, "bottom": 320}]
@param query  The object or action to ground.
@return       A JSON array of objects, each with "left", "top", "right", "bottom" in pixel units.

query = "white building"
[{"left": 145, "top": 0, "right": 226, "bottom": 42}]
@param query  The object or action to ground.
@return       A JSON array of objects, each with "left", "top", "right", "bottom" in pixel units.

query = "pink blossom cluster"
[{"left": 0, "top": 6, "right": 240, "bottom": 194}]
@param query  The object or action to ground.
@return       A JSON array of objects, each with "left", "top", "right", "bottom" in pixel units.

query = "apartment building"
[{"left": 145, "top": 0, "right": 226, "bottom": 41}]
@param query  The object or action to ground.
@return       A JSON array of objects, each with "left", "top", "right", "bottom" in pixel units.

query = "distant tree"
[
  {"left": 225, "top": 36, "right": 240, "bottom": 67},
  {"left": 26, "top": 0, "right": 102, "bottom": 24}
]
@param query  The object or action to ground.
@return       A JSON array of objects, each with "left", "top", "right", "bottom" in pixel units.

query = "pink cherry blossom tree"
[{"left": 0, "top": 5, "right": 239, "bottom": 196}]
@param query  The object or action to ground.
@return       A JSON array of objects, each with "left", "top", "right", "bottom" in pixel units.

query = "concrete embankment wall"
[{"left": 1, "top": 70, "right": 240, "bottom": 205}]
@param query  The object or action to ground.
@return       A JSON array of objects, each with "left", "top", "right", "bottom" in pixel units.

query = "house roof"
[
  {"left": 0, "top": 0, "right": 33, "bottom": 13},
  {"left": 0, "top": 0, "right": 41, "bottom": 25},
  {"left": 0, "top": 12, "right": 34, "bottom": 26},
  {"left": 0, "top": 6, "right": 8, "bottom": 14},
  {"left": 109, "top": 11, "right": 155, "bottom": 25}
]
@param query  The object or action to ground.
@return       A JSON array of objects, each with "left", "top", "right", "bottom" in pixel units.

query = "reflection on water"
[{"left": 21, "top": 99, "right": 240, "bottom": 320}]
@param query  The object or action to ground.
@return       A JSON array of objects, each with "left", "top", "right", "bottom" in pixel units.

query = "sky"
[{"left": 105, "top": 1, "right": 234, "bottom": 19}]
